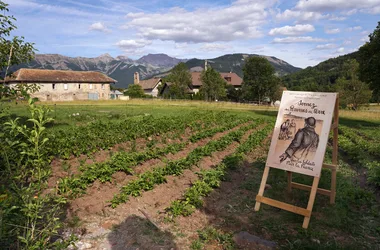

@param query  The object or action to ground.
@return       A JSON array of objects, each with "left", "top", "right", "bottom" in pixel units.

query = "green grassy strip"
[
  {"left": 57, "top": 117, "right": 250, "bottom": 197},
  {"left": 110, "top": 119, "right": 266, "bottom": 208},
  {"left": 165, "top": 125, "right": 271, "bottom": 218}
]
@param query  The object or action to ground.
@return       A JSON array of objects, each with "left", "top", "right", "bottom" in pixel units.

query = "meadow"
[{"left": 5, "top": 99, "right": 380, "bottom": 249}]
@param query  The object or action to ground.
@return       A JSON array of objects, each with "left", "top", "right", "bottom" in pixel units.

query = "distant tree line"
[{"left": 149, "top": 59, "right": 283, "bottom": 104}]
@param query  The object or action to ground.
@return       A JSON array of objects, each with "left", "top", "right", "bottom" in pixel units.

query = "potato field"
[{"left": 2, "top": 100, "right": 380, "bottom": 249}]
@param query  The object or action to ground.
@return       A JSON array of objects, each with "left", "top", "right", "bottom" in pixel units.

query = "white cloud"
[
  {"left": 269, "top": 24, "right": 315, "bottom": 36},
  {"left": 200, "top": 43, "right": 229, "bottom": 51},
  {"left": 343, "top": 40, "right": 352, "bottom": 45},
  {"left": 346, "top": 26, "right": 362, "bottom": 32},
  {"left": 315, "top": 43, "right": 338, "bottom": 50},
  {"left": 89, "top": 22, "right": 109, "bottom": 33},
  {"left": 276, "top": 9, "right": 327, "bottom": 21},
  {"left": 272, "top": 36, "right": 327, "bottom": 43},
  {"left": 361, "top": 30, "right": 370, "bottom": 35},
  {"left": 10, "top": 0, "right": 113, "bottom": 19},
  {"left": 325, "top": 28, "right": 340, "bottom": 34},
  {"left": 360, "top": 36, "right": 370, "bottom": 42},
  {"left": 335, "top": 47, "right": 345, "bottom": 53},
  {"left": 363, "top": 5, "right": 380, "bottom": 14},
  {"left": 342, "top": 9, "right": 357, "bottom": 15},
  {"left": 295, "top": 0, "right": 380, "bottom": 12},
  {"left": 122, "top": 1, "right": 275, "bottom": 43},
  {"left": 329, "top": 15, "right": 347, "bottom": 21},
  {"left": 116, "top": 39, "right": 152, "bottom": 54}
]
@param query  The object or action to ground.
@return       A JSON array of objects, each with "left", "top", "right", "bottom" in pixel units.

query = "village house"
[
  {"left": 5, "top": 68, "right": 116, "bottom": 101},
  {"left": 190, "top": 71, "right": 243, "bottom": 94},
  {"left": 158, "top": 71, "right": 243, "bottom": 96},
  {"left": 133, "top": 72, "right": 162, "bottom": 97}
]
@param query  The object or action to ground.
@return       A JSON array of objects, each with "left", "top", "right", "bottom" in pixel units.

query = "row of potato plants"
[
  {"left": 339, "top": 126, "right": 380, "bottom": 158},
  {"left": 47, "top": 111, "right": 239, "bottom": 159},
  {"left": 165, "top": 125, "right": 271, "bottom": 218},
  {"left": 110, "top": 119, "right": 267, "bottom": 208},
  {"left": 338, "top": 126, "right": 380, "bottom": 187},
  {"left": 57, "top": 116, "right": 250, "bottom": 196}
]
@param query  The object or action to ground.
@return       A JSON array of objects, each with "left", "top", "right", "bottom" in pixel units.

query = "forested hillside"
[{"left": 282, "top": 52, "right": 359, "bottom": 91}]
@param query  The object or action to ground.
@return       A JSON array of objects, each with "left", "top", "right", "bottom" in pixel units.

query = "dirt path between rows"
[
  {"left": 66, "top": 123, "right": 265, "bottom": 249},
  {"left": 66, "top": 122, "right": 252, "bottom": 222},
  {"left": 160, "top": 133, "right": 272, "bottom": 249}
]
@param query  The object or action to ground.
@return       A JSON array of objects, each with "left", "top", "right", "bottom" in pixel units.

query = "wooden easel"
[{"left": 254, "top": 95, "right": 339, "bottom": 229}]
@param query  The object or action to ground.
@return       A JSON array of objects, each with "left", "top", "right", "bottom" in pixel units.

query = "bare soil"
[
  {"left": 67, "top": 122, "right": 251, "bottom": 223},
  {"left": 65, "top": 123, "right": 262, "bottom": 249},
  {"left": 47, "top": 127, "right": 194, "bottom": 190}
]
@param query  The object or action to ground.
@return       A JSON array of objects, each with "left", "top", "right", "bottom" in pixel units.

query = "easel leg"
[
  {"left": 330, "top": 94, "right": 339, "bottom": 204},
  {"left": 287, "top": 171, "right": 292, "bottom": 192},
  {"left": 254, "top": 166, "right": 270, "bottom": 211},
  {"left": 302, "top": 177, "right": 320, "bottom": 229},
  {"left": 330, "top": 169, "right": 337, "bottom": 204}
]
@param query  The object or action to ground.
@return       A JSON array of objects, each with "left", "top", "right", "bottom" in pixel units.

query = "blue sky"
[{"left": 8, "top": 0, "right": 380, "bottom": 68}]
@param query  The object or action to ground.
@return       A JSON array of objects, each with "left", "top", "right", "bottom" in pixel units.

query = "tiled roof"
[
  {"left": 191, "top": 72, "right": 242, "bottom": 87},
  {"left": 4, "top": 68, "right": 116, "bottom": 83},
  {"left": 137, "top": 78, "right": 161, "bottom": 90}
]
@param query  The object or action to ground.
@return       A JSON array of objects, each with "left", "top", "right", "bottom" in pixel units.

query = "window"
[
  {"left": 78, "top": 84, "right": 81, "bottom": 89},
  {"left": 101, "top": 84, "right": 105, "bottom": 90},
  {"left": 89, "top": 84, "right": 93, "bottom": 89},
  {"left": 102, "top": 93, "right": 104, "bottom": 97},
  {"left": 64, "top": 83, "right": 68, "bottom": 90},
  {"left": 52, "top": 84, "right": 56, "bottom": 90},
  {"left": 224, "top": 77, "right": 232, "bottom": 82}
]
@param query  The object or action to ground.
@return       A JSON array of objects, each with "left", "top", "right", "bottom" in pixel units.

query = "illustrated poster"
[{"left": 266, "top": 91, "right": 337, "bottom": 177}]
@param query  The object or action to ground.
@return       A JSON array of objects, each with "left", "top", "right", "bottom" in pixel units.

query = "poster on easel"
[{"left": 266, "top": 91, "right": 337, "bottom": 177}]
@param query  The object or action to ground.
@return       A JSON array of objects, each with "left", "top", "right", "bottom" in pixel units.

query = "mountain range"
[{"left": 10, "top": 53, "right": 301, "bottom": 89}]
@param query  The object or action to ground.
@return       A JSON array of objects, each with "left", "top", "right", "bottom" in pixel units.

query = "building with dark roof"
[{"left": 5, "top": 68, "right": 116, "bottom": 101}]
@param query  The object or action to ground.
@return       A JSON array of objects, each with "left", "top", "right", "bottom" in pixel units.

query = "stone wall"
[{"left": 13, "top": 83, "right": 111, "bottom": 101}]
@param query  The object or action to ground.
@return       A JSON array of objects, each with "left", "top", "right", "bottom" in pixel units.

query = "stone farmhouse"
[
  {"left": 133, "top": 72, "right": 162, "bottom": 97},
  {"left": 5, "top": 68, "right": 116, "bottom": 101}
]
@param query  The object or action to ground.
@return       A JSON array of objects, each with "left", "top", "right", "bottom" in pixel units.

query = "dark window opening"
[
  {"left": 78, "top": 84, "right": 81, "bottom": 89},
  {"left": 224, "top": 77, "right": 232, "bottom": 82},
  {"left": 52, "top": 84, "right": 56, "bottom": 90}
]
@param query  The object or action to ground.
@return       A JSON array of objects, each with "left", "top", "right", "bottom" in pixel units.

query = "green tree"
[
  {"left": 336, "top": 59, "right": 372, "bottom": 110},
  {"left": 242, "top": 57, "right": 277, "bottom": 103},
  {"left": 358, "top": 21, "right": 380, "bottom": 103},
  {"left": 0, "top": 1, "right": 35, "bottom": 99},
  {"left": 0, "top": 2, "right": 74, "bottom": 248},
  {"left": 200, "top": 67, "right": 226, "bottom": 101},
  {"left": 165, "top": 62, "right": 192, "bottom": 99},
  {"left": 226, "top": 84, "right": 242, "bottom": 102},
  {"left": 124, "top": 84, "right": 146, "bottom": 98}
]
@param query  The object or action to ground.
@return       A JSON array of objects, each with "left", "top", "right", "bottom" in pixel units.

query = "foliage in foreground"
[{"left": 1, "top": 99, "right": 74, "bottom": 249}]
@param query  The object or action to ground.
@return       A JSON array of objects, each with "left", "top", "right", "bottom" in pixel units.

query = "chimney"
[{"left": 134, "top": 72, "right": 139, "bottom": 84}]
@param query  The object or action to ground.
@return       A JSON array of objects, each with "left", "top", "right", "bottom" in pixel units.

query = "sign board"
[{"left": 266, "top": 91, "right": 337, "bottom": 177}]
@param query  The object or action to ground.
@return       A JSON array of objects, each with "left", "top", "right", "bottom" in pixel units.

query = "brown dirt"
[
  {"left": 161, "top": 133, "right": 272, "bottom": 249},
  {"left": 47, "top": 127, "right": 196, "bottom": 190},
  {"left": 66, "top": 123, "right": 259, "bottom": 249},
  {"left": 66, "top": 122, "right": 251, "bottom": 222}
]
